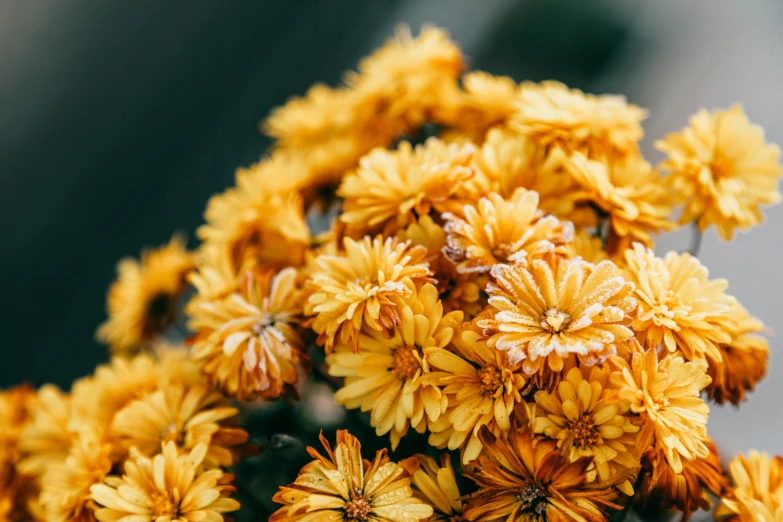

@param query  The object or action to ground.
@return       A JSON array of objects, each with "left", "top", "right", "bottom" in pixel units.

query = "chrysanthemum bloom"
[
  {"left": 426, "top": 325, "right": 527, "bottom": 464},
  {"left": 610, "top": 349, "right": 711, "bottom": 473},
  {"left": 90, "top": 442, "right": 239, "bottom": 522},
  {"left": 440, "top": 72, "right": 521, "bottom": 141},
  {"left": 411, "top": 454, "right": 463, "bottom": 522},
  {"left": 622, "top": 243, "right": 738, "bottom": 362},
  {"left": 18, "top": 385, "right": 75, "bottom": 476},
  {"left": 0, "top": 386, "right": 31, "bottom": 520},
  {"left": 327, "top": 283, "right": 458, "bottom": 448},
  {"left": 338, "top": 138, "right": 474, "bottom": 237},
  {"left": 469, "top": 129, "right": 591, "bottom": 226},
  {"left": 566, "top": 229, "right": 608, "bottom": 264},
  {"left": 564, "top": 151, "right": 675, "bottom": 252},
  {"left": 305, "top": 235, "right": 432, "bottom": 352},
  {"left": 96, "top": 235, "right": 194, "bottom": 354},
  {"left": 640, "top": 438, "right": 730, "bottom": 520},
  {"left": 463, "top": 424, "right": 621, "bottom": 521},
  {"left": 398, "top": 215, "right": 485, "bottom": 318},
  {"left": 707, "top": 310, "right": 769, "bottom": 405},
  {"left": 511, "top": 81, "right": 647, "bottom": 157},
  {"left": 478, "top": 257, "right": 636, "bottom": 376},
  {"left": 110, "top": 383, "right": 247, "bottom": 467},
  {"left": 198, "top": 161, "right": 310, "bottom": 270},
  {"left": 715, "top": 450, "right": 783, "bottom": 522},
  {"left": 270, "top": 430, "right": 433, "bottom": 522},
  {"left": 533, "top": 366, "right": 640, "bottom": 495},
  {"left": 657, "top": 105, "right": 783, "bottom": 240},
  {"left": 189, "top": 267, "right": 308, "bottom": 401},
  {"left": 39, "top": 428, "right": 113, "bottom": 522},
  {"left": 443, "top": 188, "right": 574, "bottom": 274}
]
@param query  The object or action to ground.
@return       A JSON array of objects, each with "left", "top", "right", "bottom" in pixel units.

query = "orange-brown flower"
[
  {"left": 189, "top": 266, "right": 308, "bottom": 401},
  {"left": 270, "top": 430, "right": 433, "bottom": 521},
  {"left": 305, "top": 235, "right": 432, "bottom": 352},
  {"left": 443, "top": 188, "right": 573, "bottom": 274},
  {"left": 463, "top": 423, "right": 621, "bottom": 521},
  {"left": 478, "top": 257, "right": 636, "bottom": 376}
]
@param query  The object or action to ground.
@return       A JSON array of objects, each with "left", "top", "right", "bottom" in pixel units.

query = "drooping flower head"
[
  {"left": 270, "top": 430, "right": 433, "bottom": 522},
  {"left": 443, "top": 187, "right": 573, "bottom": 274},
  {"left": 90, "top": 442, "right": 239, "bottom": 522},
  {"left": 411, "top": 454, "right": 463, "bottom": 522},
  {"left": 327, "top": 283, "right": 458, "bottom": 448},
  {"left": 533, "top": 365, "right": 641, "bottom": 495},
  {"left": 463, "top": 422, "right": 622, "bottom": 521},
  {"left": 657, "top": 105, "right": 783, "bottom": 240},
  {"left": 715, "top": 450, "right": 783, "bottom": 522},
  {"left": 610, "top": 349, "right": 711, "bottom": 474},
  {"left": 189, "top": 266, "right": 308, "bottom": 401},
  {"left": 426, "top": 324, "right": 527, "bottom": 464},
  {"left": 478, "top": 257, "right": 636, "bottom": 377},
  {"left": 96, "top": 235, "right": 194, "bottom": 354},
  {"left": 305, "top": 235, "right": 432, "bottom": 352},
  {"left": 339, "top": 138, "right": 474, "bottom": 237}
]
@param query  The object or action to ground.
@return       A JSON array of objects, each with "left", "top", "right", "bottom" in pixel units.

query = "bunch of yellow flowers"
[{"left": 2, "top": 25, "right": 783, "bottom": 522}]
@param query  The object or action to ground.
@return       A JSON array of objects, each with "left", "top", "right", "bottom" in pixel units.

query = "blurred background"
[{"left": 2, "top": 0, "right": 782, "bottom": 466}]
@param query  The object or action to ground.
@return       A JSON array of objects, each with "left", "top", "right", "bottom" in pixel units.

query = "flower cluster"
[{"left": 2, "top": 24, "right": 782, "bottom": 522}]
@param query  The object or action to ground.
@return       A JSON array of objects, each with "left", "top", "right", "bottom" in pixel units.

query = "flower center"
[
  {"left": 161, "top": 421, "right": 183, "bottom": 445},
  {"left": 392, "top": 346, "right": 421, "bottom": 380},
  {"left": 150, "top": 493, "right": 178, "bottom": 518},
  {"left": 517, "top": 483, "right": 548, "bottom": 516},
  {"left": 566, "top": 413, "right": 599, "bottom": 449},
  {"left": 710, "top": 155, "right": 734, "bottom": 179},
  {"left": 491, "top": 243, "right": 516, "bottom": 263},
  {"left": 477, "top": 365, "right": 505, "bottom": 397},
  {"left": 344, "top": 489, "right": 371, "bottom": 521},
  {"left": 541, "top": 309, "right": 571, "bottom": 333}
]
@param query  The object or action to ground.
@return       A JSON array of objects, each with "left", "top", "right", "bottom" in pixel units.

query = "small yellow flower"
[
  {"left": 622, "top": 243, "right": 739, "bottom": 362},
  {"left": 90, "top": 442, "right": 239, "bottom": 522},
  {"left": 339, "top": 138, "right": 474, "bottom": 237},
  {"left": 610, "top": 349, "right": 711, "bottom": 474},
  {"left": 533, "top": 366, "right": 640, "bottom": 495},
  {"left": 411, "top": 454, "right": 463, "bottom": 522},
  {"left": 96, "top": 235, "right": 194, "bottom": 354},
  {"left": 716, "top": 450, "right": 783, "bottom": 522},
  {"left": 327, "top": 283, "right": 458, "bottom": 449},
  {"left": 566, "top": 229, "right": 608, "bottom": 264},
  {"left": 270, "top": 430, "right": 433, "bottom": 522},
  {"left": 18, "top": 385, "right": 74, "bottom": 477},
  {"left": 478, "top": 256, "right": 636, "bottom": 376},
  {"left": 189, "top": 266, "right": 308, "bottom": 401},
  {"left": 443, "top": 188, "right": 573, "bottom": 274},
  {"left": 305, "top": 235, "right": 432, "bottom": 353},
  {"left": 426, "top": 325, "right": 527, "bottom": 464},
  {"left": 511, "top": 81, "right": 647, "bottom": 157},
  {"left": 441, "top": 72, "right": 521, "bottom": 141},
  {"left": 657, "top": 106, "right": 783, "bottom": 240}
]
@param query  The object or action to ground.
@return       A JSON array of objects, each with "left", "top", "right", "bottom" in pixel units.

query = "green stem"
[{"left": 689, "top": 224, "right": 704, "bottom": 257}]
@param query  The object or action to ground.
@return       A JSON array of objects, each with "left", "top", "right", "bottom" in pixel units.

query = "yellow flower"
[
  {"left": 338, "top": 138, "right": 474, "bottom": 237},
  {"left": 463, "top": 423, "right": 621, "bottom": 522},
  {"left": 305, "top": 236, "right": 432, "bottom": 353},
  {"left": 90, "top": 442, "right": 239, "bottom": 522},
  {"left": 110, "top": 383, "right": 247, "bottom": 467},
  {"left": 566, "top": 229, "right": 608, "bottom": 264},
  {"left": 622, "top": 243, "right": 738, "bottom": 362},
  {"left": 533, "top": 366, "right": 640, "bottom": 495},
  {"left": 189, "top": 266, "right": 308, "bottom": 401},
  {"left": 707, "top": 310, "right": 769, "bottom": 405},
  {"left": 39, "top": 427, "right": 113, "bottom": 522},
  {"left": 411, "top": 454, "right": 463, "bottom": 522},
  {"left": 0, "top": 386, "right": 32, "bottom": 522},
  {"left": 610, "top": 349, "right": 711, "bottom": 474},
  {"left": 270, "top": 430, "right": 433, "bottom": 522},
  {"left": 18, "top": 385, "right": 74, "bottom": 477},
  {"left": 441, "top": 72, "right": 521, "bottom": 141},
  {"left": 198, "top": 158, "right": 310, "bottom": 271},
  {"left": 469, "top": 129, "right": 592, "bottom": 226},
  {"left": 327, "top": 283, "right": 458, "bottom": 449},
  {"left": 716, "top": 450, "right": 783, "bottom": 522},
  {"left": 564, "top": 151, "right": 675, "bottom": 253},
  {"left": 443, "top": 187, "right": 573, "bottom": 274},
  {"left": 511, "top": 81, "right": 647, "bottom": 157},
  {"left": 96, "top": 235, "right": 194, "bottom": 354},
  {"left": 398, "top": 215, "right": 485, "bottom": 319},
  {"left": 657, "top": 106, "right": 783, "bottom": 240},
  {"left": 426, "top": 325, "right": 527, "bottom": 464},
  {"left": 641, "top": 437, "right": 730, "bottom": 520},
  {"left": 478, "top": 257, "right": 636, "bottom": 376}
]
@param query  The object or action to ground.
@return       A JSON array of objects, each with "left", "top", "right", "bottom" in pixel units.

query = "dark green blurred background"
[{"left": 3, "top": 0, "right": 783, "bottom": 466}]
